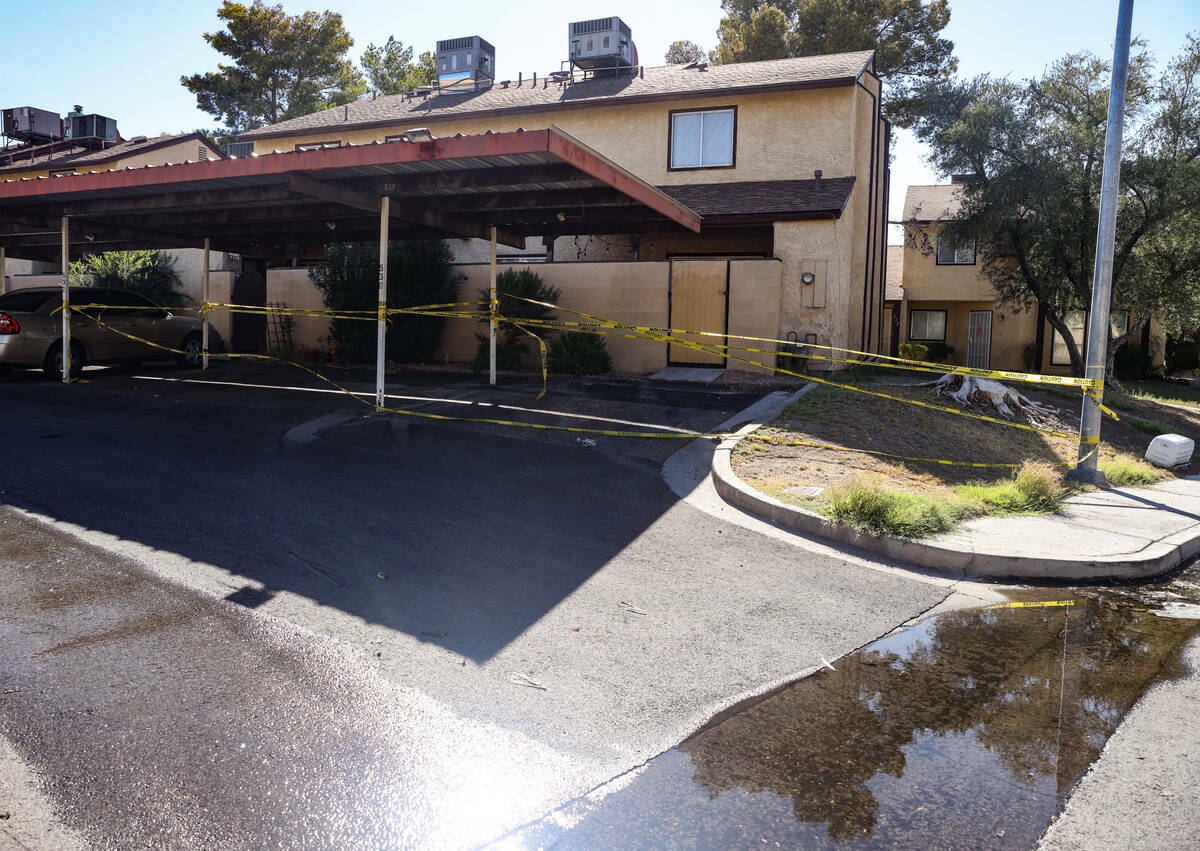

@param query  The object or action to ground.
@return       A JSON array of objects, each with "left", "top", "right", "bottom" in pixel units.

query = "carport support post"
[
  {"left": 201, "top": 238, "right": 210, "bottom": 370},
  {"left": 0, "top": 247, "right": 7, "bottom": 293},
  {"left": 61, "top": 216, "right": 70, "bottom": 382},
  {"left": 375, "top": 195, "right": 390, "bottom": 410},
  {"left": 489, "top": 226, "right": 497, "bottom": 386}
]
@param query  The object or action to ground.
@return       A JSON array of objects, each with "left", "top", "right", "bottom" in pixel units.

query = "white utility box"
[{"left": 1144, "top": 433, "right": 1194, "bottom": 468}]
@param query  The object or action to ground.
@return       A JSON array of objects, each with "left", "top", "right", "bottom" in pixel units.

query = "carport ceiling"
[{"left": 0, "top": 127, "right": 701, "bottom": 262}]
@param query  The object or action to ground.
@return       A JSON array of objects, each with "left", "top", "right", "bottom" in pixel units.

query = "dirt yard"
[{"left": 732, "top": 370, "right": 1200, "bottom": 508}]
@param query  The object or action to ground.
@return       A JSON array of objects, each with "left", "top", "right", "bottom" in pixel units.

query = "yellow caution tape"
[
  {"left": 58, "top": 304, "right": 1104, "bottom": 470},
  {"left": 983, "top": 600, "right": 1079, "bottom": 609},
  {"left": 60, "top": 303, "right": 1102, "bottom": 472},
  {"left": 505, "top": 295, "right": 1103, "bottom": 390}
]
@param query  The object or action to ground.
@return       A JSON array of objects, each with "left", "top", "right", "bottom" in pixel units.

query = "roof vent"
[
  {"left": 129, "top": 135, "right": 148, "bottom": 144},
  {"left": 568, "top": 17, "right": 637, "bottom": 75},
  {"left": 435, "top": 36, "right": 495, "bottom": 93}
]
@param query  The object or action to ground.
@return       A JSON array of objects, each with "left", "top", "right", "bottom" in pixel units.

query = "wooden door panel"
[{"left": 669, "top": 260, "right": 727, "bottom": 365}]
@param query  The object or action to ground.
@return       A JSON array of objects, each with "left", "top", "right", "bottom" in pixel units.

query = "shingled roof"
[
  {"left": 0, "top": 132, "right": 221, "bottom": 176},
  {"left": 660, "top": 176, "right": 855, "bottom": 223},
  {"left": 240, "top": 51, "right": 875, "bottom": 142},
  {"left": 902, "top": 184, "right": 963, "bottom": 223}
]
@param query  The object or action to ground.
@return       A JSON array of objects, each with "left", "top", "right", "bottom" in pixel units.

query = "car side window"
[{"left": 104, "top": 290, "right": 166, "bottom": 318}]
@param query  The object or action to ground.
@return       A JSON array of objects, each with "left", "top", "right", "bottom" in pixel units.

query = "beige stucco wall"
[
  {"left": 253, "top": 86, "right": 860, "bottom": 187},
  {"left": 902, "top": 299, "right": 1038, "bottom": 371},
  {"left": 265, "top": 258, "right": 783, "bottom": 374},
  {"left": 264, "top": 267, "right": 332, "bottom": 354},
  {"left": 440, "top": 261, "right": 671, "bottom": 372},
  {"left": 772, "top": 218, "right": 855, "bottom": 357},
  {"left": 902, "top": 226, "right": 999, "bottom": 301}
]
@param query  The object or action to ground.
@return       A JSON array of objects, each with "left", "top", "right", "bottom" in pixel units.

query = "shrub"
[
  {"left": 472, "top": 268, "right": 561, "bottom": 371},
  {"left": 549, "top": 332, "right": 612, "bottom": 375},
  {"left": 70, "top": 250, "right": 189, "bottom": 307},
  {"left": 823, "top": 477, "right": 976, "bottom": 539},
  {"left": 924, "top": 341, "right": 955, "bottom": 363},
  {"left": 1114, "top": 339, "right": 1154, "bottom": 380},
  {"left": 1166, "top": 335, "right": 1199, "bottom": 375},
  {"left": 952, "top": 461, "right": 1064, "bottom": 515},
  {"left": 309, "top": 240, "right": 456, "bottom": 364},
  {"left": 1101, "top": 454, "right": 1168, "bottom": 487},
  {"left": 1013, "top": 460, "right": 1064, "bottom": 508},
  {"left": 899, "top": 342, "right": 929, "bottom": 362}
]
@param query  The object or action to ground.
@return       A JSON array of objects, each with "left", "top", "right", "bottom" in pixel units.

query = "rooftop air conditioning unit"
[
  {"left": 227, "top": 141, "right": 255, "bottom": 159},
  {"left": 2, "top": 107, "right": 63, "bottom": 143},
  {"left": 68, "top": 113, "right": 118, "bottom": 143},
  {"left": 568, "top": 17, "right": 636, "bottom": 73},
  {"left": 435, "top": 36, "right": 495, "bottom": 92}
]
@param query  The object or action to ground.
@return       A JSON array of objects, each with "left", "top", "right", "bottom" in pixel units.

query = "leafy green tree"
[
  {"left": 911, "top": 35, "right": 1200, "bottom": 380},
  {"left": 70, "top": 251, "right": 190, "bottom": 307},
  {"left": 181, "top": 1, "right": 364, "bottom": 136},
  {"left": 713, "top": 0, "right": 956, "bottom": 126},
  {"left": 309, "top": 240, "right": 456, "bottom": 364},
  {"left": 472, "top": 268, "right": 561, "bottom": 372},
  {"left": 664, "top": 40, "right": 706, "bottom": 65},
  {"left": 361, "top": 36, "right": 436, "bottom": 95}
]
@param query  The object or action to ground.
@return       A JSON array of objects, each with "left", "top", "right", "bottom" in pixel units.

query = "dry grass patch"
[{"left": 735, "top": 374, "right": 1199, "bottom": 539}]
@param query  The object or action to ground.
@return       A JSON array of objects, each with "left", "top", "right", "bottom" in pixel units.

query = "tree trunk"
[
  {"left": 1043, "top": 306, "right": 1085, "bottom": 377},
  {"left": 1104, "top": 308, "right": 1153, "bottom": 392}
]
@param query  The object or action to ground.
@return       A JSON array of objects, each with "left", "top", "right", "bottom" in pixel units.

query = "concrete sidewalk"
[{"left": 712, "top": 407, "right": 1200, "bottom": 581}]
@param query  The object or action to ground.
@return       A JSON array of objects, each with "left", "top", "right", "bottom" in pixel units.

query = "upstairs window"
[
  {"left": 937, "top": 231, "right": 976, "bottom": 264},
  {"left": 670, "top": 107, "right": 736, "bottom": 170}
]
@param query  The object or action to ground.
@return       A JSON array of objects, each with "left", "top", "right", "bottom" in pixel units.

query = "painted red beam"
[{"left": 0, "top": 128, "right": 702, "bottom": 233}]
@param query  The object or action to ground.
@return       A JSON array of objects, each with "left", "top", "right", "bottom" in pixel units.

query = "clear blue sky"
[{"left": 2, "top": 0, "right": 1195, "bottom": 240}]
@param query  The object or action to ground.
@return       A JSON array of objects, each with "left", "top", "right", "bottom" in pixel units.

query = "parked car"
[{"left": 0, "top": 286, "right": 222, "bottom": 378}]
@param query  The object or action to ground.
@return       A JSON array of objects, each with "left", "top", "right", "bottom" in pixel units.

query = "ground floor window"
[
  {"left": 1051, "top": 309, "right": 1132, "bottom": 365},
  {"left": 909, "top": 309, "right": 947, "bottom": 341}
]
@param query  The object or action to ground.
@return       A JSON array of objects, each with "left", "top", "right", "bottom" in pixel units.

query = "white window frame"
[{"left": 669, "top": 107, "right": 736, "bottom": 170}]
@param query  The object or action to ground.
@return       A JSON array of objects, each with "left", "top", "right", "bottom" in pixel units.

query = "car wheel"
[
  {"left": 176, "top": 333, "right": 203, "bottom": 368},
  {"left": 43, "top": 340, "right": 84, "bottom": 379}
]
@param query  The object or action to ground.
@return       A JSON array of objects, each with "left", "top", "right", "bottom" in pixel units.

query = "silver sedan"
[{"left": 0, "top": 286, "right": 222, "bottom": 378}]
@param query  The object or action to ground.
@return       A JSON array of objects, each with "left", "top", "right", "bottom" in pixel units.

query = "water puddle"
[{"left": 506, "top": 565, "right": 1200, "bottom": 849}]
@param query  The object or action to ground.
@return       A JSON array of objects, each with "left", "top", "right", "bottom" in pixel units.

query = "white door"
[{"left": 967, "top": 310, "right": 992, "bottom": 369}]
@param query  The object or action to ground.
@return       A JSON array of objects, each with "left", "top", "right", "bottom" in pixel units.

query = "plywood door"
[{"left": 669, "top": 259, "right": 728, "bottom": 365}]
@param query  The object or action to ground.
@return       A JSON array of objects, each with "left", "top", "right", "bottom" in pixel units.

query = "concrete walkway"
[{"left": 933, "top": 477, "right": 1200, "bottom": 578}]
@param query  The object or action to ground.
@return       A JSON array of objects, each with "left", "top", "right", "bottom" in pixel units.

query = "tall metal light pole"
[{"left": 1069, "top": 0, "right": 1135, "bottom": 485}]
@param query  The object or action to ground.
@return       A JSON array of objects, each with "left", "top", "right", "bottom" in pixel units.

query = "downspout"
[
  {"left": 878, "top": 118, "right": 892, "bottom": 354},
  {"left": 855, "top": 70, "right": 880, "bottom": 352}
]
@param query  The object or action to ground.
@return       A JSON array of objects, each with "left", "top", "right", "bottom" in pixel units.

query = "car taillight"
[{"left": 0, "top": 313, "right": 19, "bottom": 335}]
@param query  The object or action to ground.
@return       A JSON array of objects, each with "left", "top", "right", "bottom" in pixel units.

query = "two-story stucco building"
[
  {"left": 234, "top": 47, "right": 890, "bottom": 372},
  {"left": 896, "top": 182, "right": 1164, "bottom": 374}
]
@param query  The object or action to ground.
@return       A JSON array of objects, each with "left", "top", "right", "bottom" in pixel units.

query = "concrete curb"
[{"left": 711, "top": 418, "right": 1198, "bottom": 583}]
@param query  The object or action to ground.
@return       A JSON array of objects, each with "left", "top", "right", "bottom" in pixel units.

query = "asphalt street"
[{"left": 0, "top": 362, "right": 954, "bottom": 847}]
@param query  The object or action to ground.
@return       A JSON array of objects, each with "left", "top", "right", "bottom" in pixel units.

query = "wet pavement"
[
  {"left": 0, "top": 364, "right": 953, "bottom": 848},
  {"left": 3, "top": 362, "right": 1198, "bottom": 849},
  {"left": 504, "top": 565, "right": 1200, "bottom": 849}
]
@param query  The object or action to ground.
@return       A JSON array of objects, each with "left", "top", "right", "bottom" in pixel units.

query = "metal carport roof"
[{"left": 0, "top": 126, "right": 701, "bottom": 261}]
